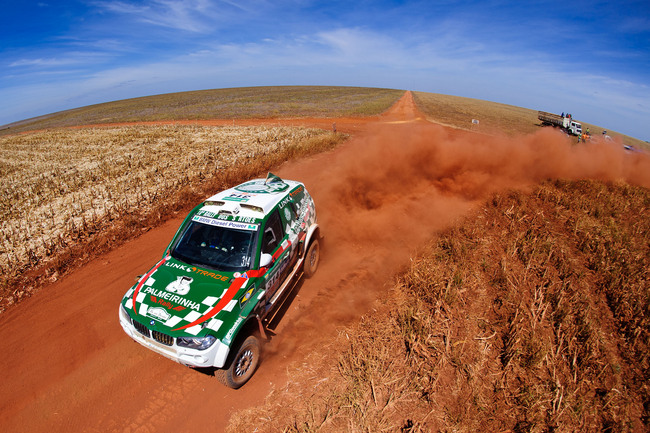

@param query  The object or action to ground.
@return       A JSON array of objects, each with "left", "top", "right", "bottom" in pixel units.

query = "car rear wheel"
[
  {"left": 303, "top": 238, "right": 320, "bottom": 279},
  {"left": 216, "top": 335, "right": 260, "bottom": 389}
]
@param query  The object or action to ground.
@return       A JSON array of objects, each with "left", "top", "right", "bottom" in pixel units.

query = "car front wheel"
[{"left": 216, "top": 335, "right": 260, "bottom": 389}]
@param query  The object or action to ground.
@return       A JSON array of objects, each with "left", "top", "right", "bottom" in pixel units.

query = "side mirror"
[{"left": 260, "top": 253, "right": 273, "bottom": 268}]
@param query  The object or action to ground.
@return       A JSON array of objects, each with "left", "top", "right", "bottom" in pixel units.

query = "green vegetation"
[
  {"left": 2, "top": 86, "right": 404, "bottom": 135},
  {"left": 228, "top": 180, "right": 649, "bottom": 432}
]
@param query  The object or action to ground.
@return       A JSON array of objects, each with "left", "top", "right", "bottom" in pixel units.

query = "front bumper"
[{"left": 119, "top": 305, "right": 230, "bottom": 368}]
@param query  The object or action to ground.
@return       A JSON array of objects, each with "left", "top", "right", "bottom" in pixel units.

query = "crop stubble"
[{"left": 0, "top": 124, "right": 341, "bottom": 309}]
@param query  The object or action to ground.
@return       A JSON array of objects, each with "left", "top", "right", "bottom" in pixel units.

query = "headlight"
[{"left": 177, "top": 335, "right": 217, "bottom": 350}]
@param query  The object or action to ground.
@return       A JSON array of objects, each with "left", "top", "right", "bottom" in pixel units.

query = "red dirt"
[
  {"left": 2, "top": 91, "right": 649, "bottom": 433},
  {"left": 0, "top": 92, "right": 422, "bottom": 433}
]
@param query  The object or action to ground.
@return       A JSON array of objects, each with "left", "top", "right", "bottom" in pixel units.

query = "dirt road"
[
  {"left": 2, "top": 90, "right": 647, "bottom": 433},
  {"left": 0, "top": 91, "right": 441, "bottom": 433}
]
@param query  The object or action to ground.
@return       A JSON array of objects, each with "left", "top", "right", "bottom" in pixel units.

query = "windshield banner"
[{"left": 191, "top": 215, "right": 258, "bottom": 231}]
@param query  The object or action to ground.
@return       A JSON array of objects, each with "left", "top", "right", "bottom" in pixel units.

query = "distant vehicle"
[
  {"left": 119, "top": 173, "right": 321, "bottom": 388},
  {"left": 538, "top": 111, "right": 583, "bottom": 136}
]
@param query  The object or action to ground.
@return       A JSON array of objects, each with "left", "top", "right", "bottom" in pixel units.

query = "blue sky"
[{"left": 2, "top": 1, "right": 649, "bottom": 139}]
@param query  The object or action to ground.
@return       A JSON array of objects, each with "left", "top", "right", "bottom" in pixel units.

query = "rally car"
[{"left": 119, "top": 173, "right": 320, "bottom": 388}]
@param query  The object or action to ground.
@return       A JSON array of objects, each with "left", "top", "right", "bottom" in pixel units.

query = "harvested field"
[
  {"left": 413, "top": 91, "right": 540, "bottom": 135},
  {"left": 0, "top": 124, "right": 344, "bottom": 310},
  {"left": 2, "top": 86, "right": 404, "bottom": 135}
]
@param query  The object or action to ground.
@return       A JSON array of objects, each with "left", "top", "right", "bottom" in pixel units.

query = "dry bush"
[
  {"left": 0, "top": 124, "right": 344, "bottom": 311},
  {"left": 227, "top": 180, "right": 649, "bottom": 432}
]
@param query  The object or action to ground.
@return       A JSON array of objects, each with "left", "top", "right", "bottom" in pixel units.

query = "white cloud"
[
  {"left": 9, "top": 58, "right": 70, "bottom": 67},
  {"left": 8, "top": 51, "right": 112, "bottom": 68},
  {"left": 92, "top": 0, "right": 245, "bottom": 33}
]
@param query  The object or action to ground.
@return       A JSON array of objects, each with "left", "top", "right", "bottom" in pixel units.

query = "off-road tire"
[
  {"left": 303, "top": 238, "right": 320, "bottom": 279},
  {"left": 215, "top": 335, "right": 260, "bottom": 389}
]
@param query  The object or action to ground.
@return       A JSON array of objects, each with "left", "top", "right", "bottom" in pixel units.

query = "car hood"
[{"left": 121, "top": 256, "right": 264, "bottom": 340}]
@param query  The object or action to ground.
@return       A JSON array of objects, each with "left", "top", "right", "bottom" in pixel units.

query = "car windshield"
[{"left": 171, "top": 220, "right": 256, "bottom": 272}]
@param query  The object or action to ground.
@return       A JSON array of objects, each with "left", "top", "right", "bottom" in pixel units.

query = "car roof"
[{"left": 200, "top": 176, "right": 302, "bottom": 220}]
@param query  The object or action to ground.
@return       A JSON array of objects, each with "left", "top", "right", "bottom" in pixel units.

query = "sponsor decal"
[
  {"left": 234, "top": 215, "right": 257, "bottom": 224},
  {"left": 283, "top": 206, "right": 292, "bottom": 222},
  {"left": 264, "top": 257, "right": 289, "bottom": 290},
  {"left": 150, "top": 295, "right": 186, "bottom": 311},
  {"left": 143, "top": 286, "right": 201, "bottom": 311},
  {"left": 147, "top": 306, "right": 171, "bottom": 322},
  {"left": 165, "top": 261, "right": 229, "bottom": 282},
  {"left": 290, "top": 185, "right": 304, "bottom": 197},
  {"left": 240, "top": 288, "right": 254, "bottom": 306},
  {"left": 165, "top": 262, "right": 189, "bottom": 272},
  {"left": 278, "top": 196, "right": 292, "bottom": 209},
  {"left": 166, "top": 275, "right": 193, "bottom": 296},
  {"left": 225, "top": 317, "right": 244, "bottom": 343},
  {"left": 197, "top": 209, "right": 217, "bottom": 218},
  {"left": 223, "top": 193, "right": 251, "bottom": 202},
  {"left": 189, "top": 267, "right": 229, "bottom": 282},
  {"left": 263, "top": 240, "right": 293, "bottom": 291},
  {"left": 235, "top": 179, "right": 289, "bottom": 194},
  {"left": 173, "top": 268, "right": 267, "bottom": 332},
  {"left": 192, "top": 215, "right": 258, "bottom": 231}
]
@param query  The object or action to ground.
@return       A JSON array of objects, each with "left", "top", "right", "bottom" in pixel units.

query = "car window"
[
  {"left": 171, "top": 221, "right": 255, "bottom": 272},
  {"left": 262, "top": 210, "right": 285, "bottom": 255}
]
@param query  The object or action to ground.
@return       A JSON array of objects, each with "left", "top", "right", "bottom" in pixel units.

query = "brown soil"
[
  {"left": 0, "top": 92, "right": 422, "bottom": 433},
  {"left": 1, "top": 91, "right": 648, "bottom": 432},
  {"left": 56, "top": 114, "right": 386, "bottom": 138}
]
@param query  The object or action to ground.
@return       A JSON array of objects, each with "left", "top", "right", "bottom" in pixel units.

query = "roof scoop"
[{"left": 217, "top": 201, "right": 240, "bottom": 215}]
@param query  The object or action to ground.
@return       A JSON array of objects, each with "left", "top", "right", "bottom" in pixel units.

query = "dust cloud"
[{"left": 273, "top": 120, "right": 650, "bottom": 355}]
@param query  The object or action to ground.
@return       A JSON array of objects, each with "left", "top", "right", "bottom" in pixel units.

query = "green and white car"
[{"left": 119, "top": 173, "right": 320, "bottom": 388}]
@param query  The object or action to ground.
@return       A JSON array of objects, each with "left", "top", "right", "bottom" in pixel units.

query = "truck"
[
  {"left": 537, "top": 111, "right": 582, "bottom": 136},
  {"left": 119, "top": 173, "right": 321, "bottom": 388}
]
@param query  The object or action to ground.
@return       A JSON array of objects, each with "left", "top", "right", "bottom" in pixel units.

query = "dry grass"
[
  {"left": 0, "top": 124, "right": 345, "bottom": 311},
  {"left": 412, "top": 91, "right": 648, "bottom": 150},
  {"left": 227, "top": 180, "right": 649, "bottom": 432},
  {"left": 413, "top": 91, "right": 540, "bottom": 136},
  {"left": 2, "top": 86, "right": 404, "bottom": 135}
]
